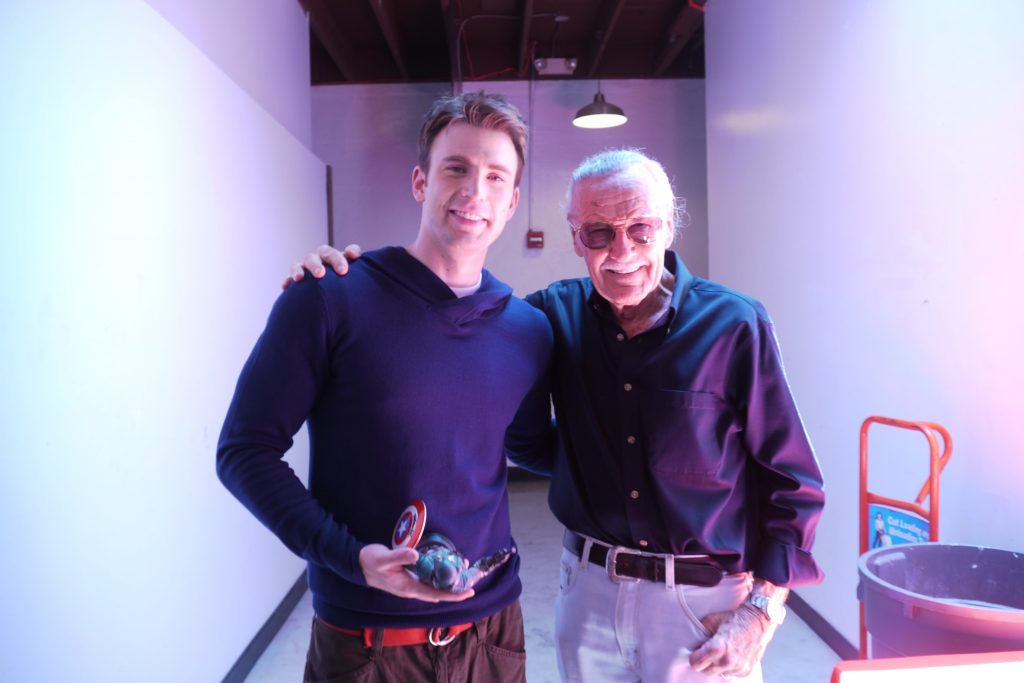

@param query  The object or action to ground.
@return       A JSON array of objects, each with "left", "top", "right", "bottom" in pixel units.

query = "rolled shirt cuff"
[{"left": 753, "top": 540, "right": 824, "bottom": 587}]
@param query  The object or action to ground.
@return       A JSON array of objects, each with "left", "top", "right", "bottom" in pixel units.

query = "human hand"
[
  {"left": 281, "top": 243, "right": 362, "bottom": 290},
  {"left": 688, "top": 604, "right": 777, "bottom": 678},
  {"left": 358, "top": 543, "right": 475, "bottom": 603}
]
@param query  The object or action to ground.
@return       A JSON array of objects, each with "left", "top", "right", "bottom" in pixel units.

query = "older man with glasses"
[
  {"left": 530, "top": 149, "right": 824, "bottom": 682},
  {"left": 290, "top": 148, "right": 825, "bottom": 682}
]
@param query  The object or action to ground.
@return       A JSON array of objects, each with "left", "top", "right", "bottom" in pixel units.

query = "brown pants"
[{"left": 303, "top": 601, "right": 527, "bottom": 683}]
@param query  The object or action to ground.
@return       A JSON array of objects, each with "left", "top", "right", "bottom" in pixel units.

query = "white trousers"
[{"left": 554, "top": 546, "right": 761, "bottom": 683}]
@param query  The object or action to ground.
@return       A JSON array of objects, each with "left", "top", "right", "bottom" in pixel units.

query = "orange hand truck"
[{"left": 858, "top": 416, "right": 953, "bottom": 658}]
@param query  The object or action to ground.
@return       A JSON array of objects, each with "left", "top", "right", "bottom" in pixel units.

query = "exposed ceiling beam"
[
  {"left": 440, "top": 0, "right": 461, "bottom": 92},
  {"left": 367, "top": 0, "right": 408, "bottom": 80},
  {"left": 587, "top": 0, "right": 628, "bottom": 78},
  {"left": 517, "top": 0, "right": 535, "bottom": 78},
  {"left": 301, "top": 0, "right": 358, "bottom": 81},
  {"left": 653, "top": 1, "right": 703, "bottom": 76}
]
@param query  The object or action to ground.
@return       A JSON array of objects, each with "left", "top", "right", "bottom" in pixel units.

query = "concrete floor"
[{"left": 245, "top": 478, "right": 840, "bottom": 682}]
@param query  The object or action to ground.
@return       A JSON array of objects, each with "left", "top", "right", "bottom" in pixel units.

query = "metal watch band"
[{"left": 746, "top": 593, "right": 787, "bottom": 624}]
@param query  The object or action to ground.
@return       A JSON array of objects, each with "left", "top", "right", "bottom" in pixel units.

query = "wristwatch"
[{"left": 745, "top": 593, "right": 787, "bottom": 624}]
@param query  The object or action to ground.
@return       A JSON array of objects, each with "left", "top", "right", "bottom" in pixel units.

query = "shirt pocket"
[{"left": 641, "top": 389, "right": 736, "bottom": 481}]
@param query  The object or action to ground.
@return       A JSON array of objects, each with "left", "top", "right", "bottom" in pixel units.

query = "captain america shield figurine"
[{"left": 391, "top": 499, "right": 515, "bottom": 594}]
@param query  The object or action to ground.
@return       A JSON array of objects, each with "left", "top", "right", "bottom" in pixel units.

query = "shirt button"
[
  {"left": 630, "top": 490, "right": 639, "bottom": 499},
  {"left": 623, "top": 383, "right": 633, "bottom": 392},
  {"left": 616, "top": 333, "right": 625, "bottom": 341},
  {"left": 626, "top": 435, "right": 636, "bottom": 445},
  {"left": 638, "top": 539, "right": 649, "bottom": 547}
]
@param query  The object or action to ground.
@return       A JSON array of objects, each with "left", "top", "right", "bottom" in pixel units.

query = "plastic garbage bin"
[{"left": 858, "top": 543, "right": 1024, "bottom": 658}]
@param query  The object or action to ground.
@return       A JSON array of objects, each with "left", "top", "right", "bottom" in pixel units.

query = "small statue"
[
  {"left": 391, "top": 500, "right": 515, "bottom": 594},
  {"left": 410, "top": 532, "right": 514, "bottom": 593}
]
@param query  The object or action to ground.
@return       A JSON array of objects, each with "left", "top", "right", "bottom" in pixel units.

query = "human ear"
[
  {"left": 506, "top": 187, "right": 520, "bottom": 218},
  {"left": 571, "top": 227, "right": 585, "bottom": 257},
  {"left": 663, "top": 220, "right": 676, "bottom": 249},
  {"left": 411, "top": 166, "right": 427, "bottom": 202}
]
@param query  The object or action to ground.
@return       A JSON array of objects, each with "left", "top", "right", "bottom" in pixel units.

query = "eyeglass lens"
[{"left": 578, "top": 219, "right": 660, "bottom": 249}]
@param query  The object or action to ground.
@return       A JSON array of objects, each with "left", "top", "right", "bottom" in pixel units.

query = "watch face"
[{"left": 750, "top": 594, "right": 786, "bottom": 623}]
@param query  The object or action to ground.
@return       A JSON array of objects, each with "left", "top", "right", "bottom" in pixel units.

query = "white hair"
[{"left": 565, "top": 148, "right": 691, "bottom": 236}]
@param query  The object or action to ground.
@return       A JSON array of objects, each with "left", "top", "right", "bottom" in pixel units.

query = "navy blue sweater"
[{"left": 217, "top": 246, "right": 553, "bottom": 628}]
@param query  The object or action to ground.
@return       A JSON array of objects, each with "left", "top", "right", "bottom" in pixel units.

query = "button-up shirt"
[{"left": 523, "top": 252, "right": 825, "bottom": 586}]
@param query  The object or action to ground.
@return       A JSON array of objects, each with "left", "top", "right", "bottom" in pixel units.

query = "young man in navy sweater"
[{"left": 218, "top": 92, "right": 553, "bottom": 682}]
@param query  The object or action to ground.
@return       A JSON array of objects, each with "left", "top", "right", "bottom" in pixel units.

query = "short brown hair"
[{"left": 418, "top": 91, "right": 528, "bottom": 186}]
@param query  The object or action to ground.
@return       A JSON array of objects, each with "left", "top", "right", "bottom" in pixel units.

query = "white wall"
[
  {"left": 144, "top": 0, "right": 313, "bottom": 146},
  {"left": 311, "top": 78, "right": 709, "bottom": 294},
  {"left": 0, "top": 1, "right": 324, "bottom": 680},
  {"left": 705, "top": 0, "right": 1024, "bottom": 645}
]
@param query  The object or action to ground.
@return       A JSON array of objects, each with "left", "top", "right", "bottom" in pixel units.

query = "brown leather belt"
[
  {"left": 320, "top": 618, "right": 473, "bottom": 647},
  {"left": 563, "top": 530, "right": 725, "bottom": 587}
]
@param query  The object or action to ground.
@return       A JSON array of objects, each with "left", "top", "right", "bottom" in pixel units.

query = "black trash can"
[{"left": 858, "top": 543, "right": 1024, "bottom": 658}]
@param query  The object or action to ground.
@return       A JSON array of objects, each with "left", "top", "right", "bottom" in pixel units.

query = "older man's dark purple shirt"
[{"left": 518, "top": 251, "right": 824, "bottom": 587}]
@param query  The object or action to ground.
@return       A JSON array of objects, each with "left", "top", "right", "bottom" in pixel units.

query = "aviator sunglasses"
[{"left": 571, "top": 217, "right": 665, "bottom": 249}]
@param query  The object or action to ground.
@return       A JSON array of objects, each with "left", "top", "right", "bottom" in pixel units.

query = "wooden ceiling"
[{"left": 299, "top": 0, "right": 705, "bottom": 85}]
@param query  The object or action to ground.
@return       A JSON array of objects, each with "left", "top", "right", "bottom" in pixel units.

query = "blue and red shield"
[{"left": 391, "top": 499, "right": 427, "bottom": 549}]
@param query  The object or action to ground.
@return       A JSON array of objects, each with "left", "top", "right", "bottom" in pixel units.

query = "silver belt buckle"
[
  {"left": 428, "top": 627, "right": 457, "bottom": 647},
  {"left": 605, "top": 545, "right": 642, "bottom": 583}
]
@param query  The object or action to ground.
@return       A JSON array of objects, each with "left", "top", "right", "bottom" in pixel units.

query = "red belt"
[{"left": 320, "top": 618, "right": 474, "bottom": 647}]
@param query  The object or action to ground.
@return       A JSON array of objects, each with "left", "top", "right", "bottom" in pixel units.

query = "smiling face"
[
  {"left": 568, "top": 166, "right": 674, "bottom": 313},
  {"left": 411, "top": 121, "right": 520, "bottom": 258}
]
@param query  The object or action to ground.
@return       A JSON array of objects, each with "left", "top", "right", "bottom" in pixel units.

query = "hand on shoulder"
[{"left": 282, "top": 244, "right": 363, "bottom": 290}]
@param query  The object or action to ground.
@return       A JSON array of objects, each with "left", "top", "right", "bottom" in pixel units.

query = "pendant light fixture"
[{"left": 572, "top": 84, "right": 627, "bottom": 129}]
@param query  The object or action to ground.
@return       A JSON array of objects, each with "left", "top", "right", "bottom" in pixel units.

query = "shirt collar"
[{"left": 586, "top": 250, "right": 695, "bottom": 334}]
